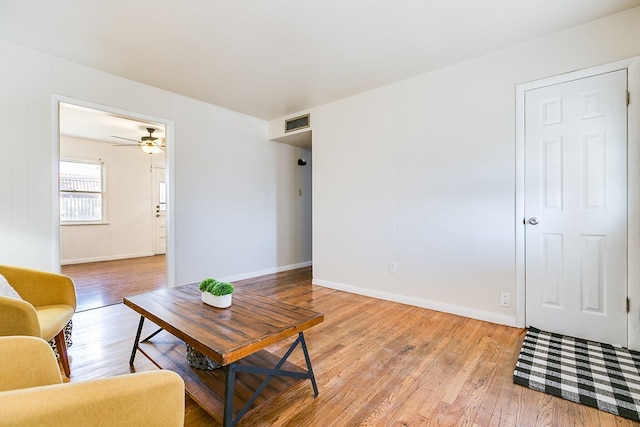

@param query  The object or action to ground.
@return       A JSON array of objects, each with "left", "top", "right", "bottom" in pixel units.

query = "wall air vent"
[{"left": 285, "top": 114, "right": 310, "bottom": 133}]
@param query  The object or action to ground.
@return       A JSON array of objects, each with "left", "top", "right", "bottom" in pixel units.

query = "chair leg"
[{"left": 54, "top": 329, "right": 71, "bottom": 377}]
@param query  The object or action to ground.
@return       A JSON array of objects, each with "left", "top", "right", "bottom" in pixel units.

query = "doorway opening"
[
  {"left": 272, "top": 128, "right": 313, "bottom": 268},
  {"left": 57, "top": 100, "right": 171, "bottom": 311}
]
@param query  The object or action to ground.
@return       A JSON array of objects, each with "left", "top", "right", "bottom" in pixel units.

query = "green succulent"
[
  {"left": 198, "top": 278, "right": 218, "bottom": 293},
  {"left": 199, "top": 278, "right": 234, "bottom": 296},
  {"left": 211, "top": 282, "right": 234, "bottom": 296}
]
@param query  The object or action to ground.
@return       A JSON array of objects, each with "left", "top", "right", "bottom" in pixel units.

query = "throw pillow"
[{"left": 0, "top": 274, "right": 22, "bottom": 299}]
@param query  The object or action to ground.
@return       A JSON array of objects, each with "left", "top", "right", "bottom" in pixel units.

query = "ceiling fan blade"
[
  {"left": 111, "top": 135, "right": 140, "bottom": 143},
  {"left": 112, "top": 143, "right": 139, "bottom": 147}
]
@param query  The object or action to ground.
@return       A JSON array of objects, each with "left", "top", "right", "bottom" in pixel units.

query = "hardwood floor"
[
  {"left": 62, "top": 255, "right": 166, "bottom": 312},
  {"left": 64, "top": 265, "right": 639, "bottom": 426}
]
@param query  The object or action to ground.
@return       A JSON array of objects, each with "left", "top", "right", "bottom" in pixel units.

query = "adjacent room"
[
  {"left": 2, "top": 1, "right": 640, "bottom": 425},
  {"left": 58, "top": 103, "right": 170, "bottom": 311}
]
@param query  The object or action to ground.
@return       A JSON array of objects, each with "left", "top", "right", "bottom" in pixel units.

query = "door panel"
[{"left": 525, "top": 70, "right": 628, "bottom": 346}]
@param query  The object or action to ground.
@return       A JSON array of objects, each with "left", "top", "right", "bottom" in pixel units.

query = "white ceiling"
[
  {"left": 2, "top": 0, "right": 640, "bottom": 125},
  {"left": 59, "top": 103, "right": 166, "bottom": 146}
]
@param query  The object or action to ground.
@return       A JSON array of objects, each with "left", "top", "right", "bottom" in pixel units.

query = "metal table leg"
[
  {"left": 129, "top": 316, "right": 145, "bottom": 366},
  {"left": 222, "top": 332, "right": 318, "bottom": 426},
  {"left": 129, "top": 316, "right": 164, "bottom": 366},
  {"left": 224, "top": 363, "right": 237, "bottom": 426}
]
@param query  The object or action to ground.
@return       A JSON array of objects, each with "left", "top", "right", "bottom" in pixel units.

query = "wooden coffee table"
[{"left": 124, "top": 284, "right": 324, "bottom": 426}]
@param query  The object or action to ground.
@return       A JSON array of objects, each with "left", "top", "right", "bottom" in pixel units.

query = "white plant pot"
[{"left": 201, "top": 292, "right": 232, "bottom": 308}]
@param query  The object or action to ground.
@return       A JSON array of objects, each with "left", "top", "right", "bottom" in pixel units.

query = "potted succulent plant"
[{"left": 199, "top": 278, "right": 235, "bottom": 308}]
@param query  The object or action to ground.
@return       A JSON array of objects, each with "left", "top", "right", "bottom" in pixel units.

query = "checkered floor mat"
[{"left": 513, "top": 327, "right": 640, "bottom": 421}]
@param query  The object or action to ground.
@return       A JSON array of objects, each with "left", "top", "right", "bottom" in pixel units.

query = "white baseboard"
[
  {"left": 60, "top": 252, "right": 156, "bottom": 265},
  {"left": 313, "top": 278, "right": 517, "bottom": 328},
  {"left": 219, "top": 261, "right": 312, "bottom": 283}
]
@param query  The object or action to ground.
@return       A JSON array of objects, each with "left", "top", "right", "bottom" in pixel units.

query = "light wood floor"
[
  {"left": 62, "top": 255, "right": 166, "bottom": 312},
  {"left": 63, "top": 262, "right": 639, "bottom": 426}
]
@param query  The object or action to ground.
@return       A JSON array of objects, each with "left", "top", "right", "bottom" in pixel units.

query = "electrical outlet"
[
  {"left": 389, "top": 262, "right": 397, "bottom": 273},
  {"left": 499, "top": 292, "right": 511, "bottom": 307}
]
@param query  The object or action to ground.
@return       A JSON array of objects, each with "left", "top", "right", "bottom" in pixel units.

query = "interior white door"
[
  {"left": 153, "top": 167, "right": 167, "bottom": 255},
  {"left": 524, "top": 70, "right": 628, "bottom": 346}
]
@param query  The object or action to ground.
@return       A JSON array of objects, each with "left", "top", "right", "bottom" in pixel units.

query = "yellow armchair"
[
  {"left": 0, "top": 336, "right": 185, "bottom": 426},
  {"left": 0, "top": 264, "right": 76, "bottom": 376}
]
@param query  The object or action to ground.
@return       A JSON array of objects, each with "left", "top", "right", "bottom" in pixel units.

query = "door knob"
[{"left": 527, "top": 217, "right": 539, "bottom": 225}]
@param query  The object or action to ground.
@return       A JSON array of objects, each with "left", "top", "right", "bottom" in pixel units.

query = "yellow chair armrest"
[
  {"left": 0, "top": 336, "right": 62, "bottom": 391},
  {"left": 0, "top": 296, "right": 41, "bottom": 337},
  {"left": 0, "top": 265, "right": 76, "bottom": 310},
  {"left": 0, "top": 371, "right": 186, "bottom": 427}
]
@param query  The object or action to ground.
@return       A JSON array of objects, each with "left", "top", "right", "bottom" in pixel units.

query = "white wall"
[
  {"left": 0, "top": 41, "right": 312, "bottom": 285},
  {"left": 59, "top": 136, "right": 165, "bottom": 264},
  {"left": 270, "top": 8, "right": 640, "bottom": 326}
]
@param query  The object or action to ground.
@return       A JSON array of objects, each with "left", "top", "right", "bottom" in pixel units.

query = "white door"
[
  {"left": 153, "top": 167, "right": 167, "bottom": 255},
  {"left": 524, "top": 70, "right": 628, "bottom": 346}
]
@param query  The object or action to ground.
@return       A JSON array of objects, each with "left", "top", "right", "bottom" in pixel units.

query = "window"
[
  {"left": 59, "top": 159, "right": 105, "bottom": 223},
  {"left": 158, "top": 181, "right": 167, "bottom": 212}
]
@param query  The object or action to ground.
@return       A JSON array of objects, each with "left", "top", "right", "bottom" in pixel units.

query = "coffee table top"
[{"left": 124, "top": 284, "right": 324, "bottom": 365}]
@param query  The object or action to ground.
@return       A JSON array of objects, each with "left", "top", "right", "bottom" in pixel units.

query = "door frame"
[
  {"left": 515, "top": 57, "right": 640, "bottom": 349},
  {"left": 52, "top": 95, "right": 176, "bottom": 287}
]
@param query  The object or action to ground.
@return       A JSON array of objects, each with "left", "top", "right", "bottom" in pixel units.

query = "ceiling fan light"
[{"left": 140, "top": 144, "right": 163, "bottom": 154}]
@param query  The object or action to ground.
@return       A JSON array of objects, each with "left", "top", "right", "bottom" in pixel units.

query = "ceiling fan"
[{"left": 111, "top": 127, "right": 164, "bottom": 154}]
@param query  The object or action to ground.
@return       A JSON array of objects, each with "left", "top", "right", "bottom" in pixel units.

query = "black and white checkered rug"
[{"left": 513, "top": 327, "right": 640, "bottom": 421}]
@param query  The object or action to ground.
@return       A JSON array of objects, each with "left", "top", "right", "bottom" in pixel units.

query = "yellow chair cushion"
[
  {"left": 0, "top": 296, "right": 40, "bottom": 337},
  {"left": 0, "top": 265, "right": 76, "bottom": 310},
  {"left": 0, "top": 371, "right": 185, "bottom": 427},
  {"left": 35, "top": 305, "right": 75, "bottom": 341},
  {"left": 0, "top": 336, "right": 62, "bottom": 392}
]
